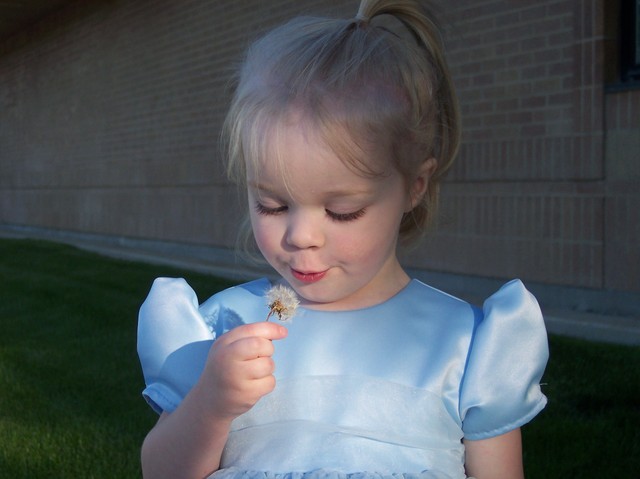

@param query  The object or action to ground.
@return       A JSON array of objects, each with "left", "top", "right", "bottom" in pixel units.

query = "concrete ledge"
[
  {"left": 543, "top": 310, "right": 640, "bottom": 346},
  {"left": 2, "top": 223, "right": 639, "bottom": 345}
]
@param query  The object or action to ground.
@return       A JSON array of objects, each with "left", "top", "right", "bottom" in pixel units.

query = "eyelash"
[
  {"left": 254, "top": 202, "right": 366, "bottom": 222},
  {"left": 326, "top": 209, "right": 366, "bottom": 222},
  {"left": 254, "top": 202, "right": 286, "bottom": 216}
]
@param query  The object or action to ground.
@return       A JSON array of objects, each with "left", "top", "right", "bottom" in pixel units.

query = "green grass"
[
  {"left": 0, "top": 238, "right": 638, "bottom": 478},
  {"left": 0, "top": 238, "right": 233, "bottom": 478},
  {"left": 524, "top": 335, "right": 640, "bottom": 477}
]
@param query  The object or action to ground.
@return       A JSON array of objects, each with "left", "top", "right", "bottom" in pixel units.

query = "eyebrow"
[
  {"left": 247, "top": 181, "right": 275, "bottom": 193},
  {"left": 247, "top": 181, "right": 373, "bottom": 199}
]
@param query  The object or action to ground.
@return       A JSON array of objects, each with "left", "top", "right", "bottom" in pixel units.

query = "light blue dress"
[{"left": 138, "top": 278, "right": 548, "bottom": 479}]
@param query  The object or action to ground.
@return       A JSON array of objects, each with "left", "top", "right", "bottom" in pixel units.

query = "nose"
[{"left": 285, "top": 209, "right": 325, "bottom": 250}]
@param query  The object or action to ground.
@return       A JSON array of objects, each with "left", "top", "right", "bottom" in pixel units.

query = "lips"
[{"left": 291, "top": 269, "right": 327, "bottom": 283}]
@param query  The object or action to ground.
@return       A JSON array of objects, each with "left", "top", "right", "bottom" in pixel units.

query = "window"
[{"left": 620, "top": 0, "right": 640, "bottom": 82}]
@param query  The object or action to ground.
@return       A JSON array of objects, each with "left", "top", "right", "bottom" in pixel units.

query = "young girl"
[{"left": 137, "top": 1, "right": 548, "bottom": 478}]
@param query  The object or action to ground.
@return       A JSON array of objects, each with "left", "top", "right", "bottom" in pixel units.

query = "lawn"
[{"left": 0, "top": 238, "right": 638, "bottom": 478}]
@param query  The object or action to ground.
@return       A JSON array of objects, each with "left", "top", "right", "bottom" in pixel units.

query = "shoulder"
[
  {"left": 405, "top": 279, "right": 478, "bottom": 325},
  {"left": 140, "top": 277, "right": 270, "bottom": 321},
  {"left": 200, "top": 277, "right": 270, "bottom": 311},
  {"left": 400, "top": 279, "right": 483, "bottom": 346},
  {"left": 200, "top": 277, "right": 270, "bottom": 310}
]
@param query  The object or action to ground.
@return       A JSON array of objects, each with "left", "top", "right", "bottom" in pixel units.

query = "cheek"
[
  {"left": 250, "top": 214, "right": 282, "bottom": 255},
  {"left": 333, "top": 220, "right": 398, "bottom": 259}
]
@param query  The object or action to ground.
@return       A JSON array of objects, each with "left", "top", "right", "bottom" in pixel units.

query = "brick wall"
[
  {"left": 604, "top": 89, "right": 640, "bottom": 291},
  {"left": 0, "top": 0, "right": 351, "bottom": 247},
  {"left": 1, "top": 0, "right": 638, "bottom": 294},
  {"left": 405, "top": 0, "right": 624, "bottom": 291}
]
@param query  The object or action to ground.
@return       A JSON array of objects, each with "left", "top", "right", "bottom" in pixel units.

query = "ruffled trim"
[{"left": 209, "top": 468, "right": 459, "bottom": 479}]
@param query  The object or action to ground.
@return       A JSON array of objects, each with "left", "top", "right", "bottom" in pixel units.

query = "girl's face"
[{"left": 247, "top": 121, "right": 423, "bottom": 311}]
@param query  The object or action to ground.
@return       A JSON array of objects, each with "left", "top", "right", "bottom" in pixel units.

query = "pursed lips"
[{"left": 290, "top": 268, "right": 328, "bottom": 283}]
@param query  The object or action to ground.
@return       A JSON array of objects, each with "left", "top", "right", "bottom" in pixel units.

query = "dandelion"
[{"left": 265, "top": 284, "right": 299, "bottom": 322}]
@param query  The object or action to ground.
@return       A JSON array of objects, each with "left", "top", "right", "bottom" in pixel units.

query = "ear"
[{"left": 405, "top": 157, "right": 437, "bottom": 212}]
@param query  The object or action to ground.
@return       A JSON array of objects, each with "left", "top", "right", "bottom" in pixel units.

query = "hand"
[{"left": 199, "top": 322, "right": 288, "bottom": 421}]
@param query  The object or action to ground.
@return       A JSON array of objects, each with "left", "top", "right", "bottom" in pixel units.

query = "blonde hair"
[{"left": 223, "top": 0, "right": 460, "bottom": 243}]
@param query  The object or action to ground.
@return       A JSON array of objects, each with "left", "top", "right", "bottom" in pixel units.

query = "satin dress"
[{"left": 138, "top": 277, "right": 548, "bottom": 479}]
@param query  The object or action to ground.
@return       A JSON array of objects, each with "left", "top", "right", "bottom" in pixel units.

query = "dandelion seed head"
[{"left": 265, "top": 284, "right": 299, "bottom": 322}]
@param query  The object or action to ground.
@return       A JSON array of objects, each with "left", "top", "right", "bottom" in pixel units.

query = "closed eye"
[
  {"left": 254, "top": 202, "right": 287, "bottom": 216},
  {"left": 255, "top": 201, "right": 366, "bottom": 222},
  {"left": 326, "top": 208, "right": 366, "bottom": 222}
]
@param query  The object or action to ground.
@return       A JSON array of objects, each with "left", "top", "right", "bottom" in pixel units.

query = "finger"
[
  {"left": 242, "top": 356, "right": 275, "bottom": 380},
  {"left": 232, "top": 335, "right": 275, "bottom": 360},
  {"left": 217, "top": 322, "right": 288, "bottom": 346},
  {"left": 253, "top": 374, "right": 277, "bottom": 397}
]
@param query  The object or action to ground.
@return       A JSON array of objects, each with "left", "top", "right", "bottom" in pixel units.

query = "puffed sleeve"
[
  {"left": 137, "top": 277, "right": 215, "bottom": 415},
  {"left": 459, "top": 279, "right": 549, "bottom": 440}
]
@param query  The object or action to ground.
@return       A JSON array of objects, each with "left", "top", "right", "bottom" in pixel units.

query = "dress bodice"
[{"left": 138, "top": 278, "right": 548, "bottom": 478}]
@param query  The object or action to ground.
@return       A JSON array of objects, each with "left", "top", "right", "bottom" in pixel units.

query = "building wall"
[
  {"left": 1, "top": 0, "right": 638, "bottom": 295},
  {"left": 408, "top": 1, "right": 608, "bottom": 290},
  {"left": 604, "top": 88, "right": 640, "bottom": 291}
]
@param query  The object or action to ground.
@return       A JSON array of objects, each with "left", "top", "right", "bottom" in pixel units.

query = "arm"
[
  {"left": 140, "top": 322, "right": 288, "bottom": 479},
  {"left": 463, "top": 428, "right": 524, "bottom": 479}
]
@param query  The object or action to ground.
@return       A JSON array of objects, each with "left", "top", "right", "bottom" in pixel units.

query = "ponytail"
[
  {"left": 355, "top": 0, "right": 460, "bottom": 239},
  {"left": 360, "top": 0, "right": 459, "bottom": 171}
]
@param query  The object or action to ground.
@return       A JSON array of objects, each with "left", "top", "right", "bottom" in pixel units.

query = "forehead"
[
  {"left": 246, "top": 119, "right": 404, "bottom": 202},
  {"left": 244, "top": 108, "right": 389, "bottom": 184},
  {"left": 247, "top": 119, "right": 352, "bottom": 182}
]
